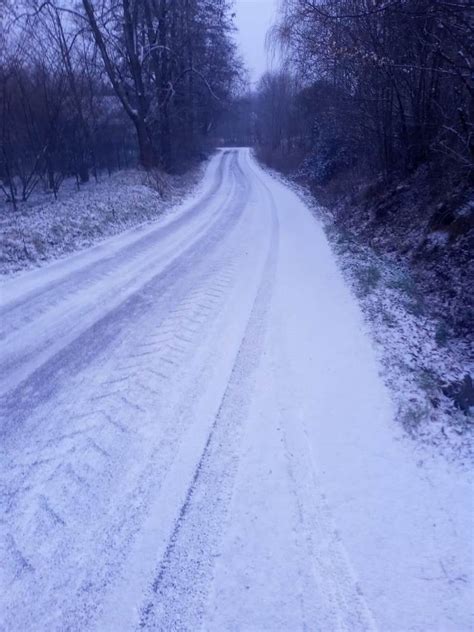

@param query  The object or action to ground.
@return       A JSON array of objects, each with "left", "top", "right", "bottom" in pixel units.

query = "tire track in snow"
[
  {"left": 0, "top": 151, "right": 232, "bottom": 339},
  {"left": 1, "top": 264, "right": 239, "bottom": 587},
  {"left": 0, "top": 152, "right": 245, "bottom": 420},
  {"left": 0, "top": 152, "right": 261, "bottom": 631},
  {"left": 277, "top": 406, "right": 378, "bottom": 631},
  {"left": 0, "top": 152, "right": 237, "bottom": 397},
  {"left": 138, "top": 175, "right": 279, "bottom": 630},
  {"left": 248, "top": 154, "right": 378, "bottom": 631}
]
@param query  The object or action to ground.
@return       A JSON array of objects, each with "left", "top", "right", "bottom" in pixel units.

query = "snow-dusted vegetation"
[{"left": 0, "top": 165, "right": 204, "bottom": 274}]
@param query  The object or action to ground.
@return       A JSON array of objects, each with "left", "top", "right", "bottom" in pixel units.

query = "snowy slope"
[{"left": 0, "top": 149, "right": 472, "bottom": 631}]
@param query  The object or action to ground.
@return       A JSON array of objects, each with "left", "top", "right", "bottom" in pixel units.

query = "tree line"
[
  {"left": 1, "top": 0, "right": 241, "bottom": 208},
  {"left": 253, "top": 0, "right": 473, "bottom": 188}
]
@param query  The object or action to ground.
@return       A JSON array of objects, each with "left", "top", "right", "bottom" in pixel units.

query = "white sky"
[{"left": 233, "top": 0, "right": 279, "bottom": 83}]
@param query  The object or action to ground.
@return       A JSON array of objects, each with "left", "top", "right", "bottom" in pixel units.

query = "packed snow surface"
[{"left": 0, "top": 149, "right": 472, "bottom": 631}]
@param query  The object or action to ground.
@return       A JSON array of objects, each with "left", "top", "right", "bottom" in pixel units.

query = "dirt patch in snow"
[{"left": 0, "top": 164, "right": 205, "bottom": 276}]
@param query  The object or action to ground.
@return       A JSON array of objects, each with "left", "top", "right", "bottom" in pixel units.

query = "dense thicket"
[
  {"left": 255, "top": 0, "right": 473, "bottom": 186},
  {"left": 0, "top": 0, "right": 241, "bottom": 208}
]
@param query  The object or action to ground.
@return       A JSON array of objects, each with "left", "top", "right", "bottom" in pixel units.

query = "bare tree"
[{"left": 261, "top": 0, "right": 473, "bottom": 180}]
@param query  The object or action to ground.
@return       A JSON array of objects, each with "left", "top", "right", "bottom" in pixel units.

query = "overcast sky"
[{"left": 233, "top": 0, "right": 279, "bottom": 83}]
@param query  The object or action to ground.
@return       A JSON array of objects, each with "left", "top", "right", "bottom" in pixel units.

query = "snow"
[
  {"left": 210, "top": 158, "right": 472, "bottom": 631},
  {"left": 264, "top": 162, "right": 473, "bottom": 462},
  {"left": 325, "top": 223, "right": 473, "bottom": 459},
  {"left": 1, "top": 148, "right": 472, "bottom": 631},
  {"left": 0, "top": 164, "right": 205, "bottom": 276}
]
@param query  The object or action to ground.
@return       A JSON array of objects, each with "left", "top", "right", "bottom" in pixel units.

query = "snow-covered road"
[{"left": 1, "top": 149, "right": 472, "bottom": 631}]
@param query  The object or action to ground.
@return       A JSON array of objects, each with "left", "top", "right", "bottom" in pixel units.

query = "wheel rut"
[
  {"left": 138, "top": 176, "right": 279, "bottom": 631},
  {"left": 0, "top": 150, "right": 270, "bottom": 632},
  {"left": 0, "top": 151, "right": 231, "bottom": 339}
]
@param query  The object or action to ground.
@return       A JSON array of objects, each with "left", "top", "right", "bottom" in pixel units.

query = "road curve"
[{"left": 1, "top": 149, "right": 471, "bottom": 632}]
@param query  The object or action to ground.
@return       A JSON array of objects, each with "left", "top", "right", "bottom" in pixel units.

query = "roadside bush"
[{"left": 355, "top": 264, "right": 381, "bottom": 295}]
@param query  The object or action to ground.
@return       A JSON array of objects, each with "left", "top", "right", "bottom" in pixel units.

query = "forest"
[
  {"left": 0, "top": 0, "right": 241, "bottom": 208},
  {"left": 2, "top": 1, "right": 471, "bottom": 198},
  {"left": 253, "top": 0, "right": 472, "bottom": 186}
]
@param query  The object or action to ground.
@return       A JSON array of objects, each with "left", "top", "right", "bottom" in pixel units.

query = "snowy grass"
[
  {"left": 0, "top": 164, "right": 205, "bottom": 276},
  {"left": 260, "top": 160, "right": 473, "bottom": 463},
  {"left": 328, "top": 223, "right": 472, "bottom": 457}
]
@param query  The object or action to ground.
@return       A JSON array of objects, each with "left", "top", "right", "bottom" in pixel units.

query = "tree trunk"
[
  {"left": 135, "top": 119, "right": 155, "bottom": 169},
  {"left": 79, "top": 161, "right": 90, "bottom": 183}
]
